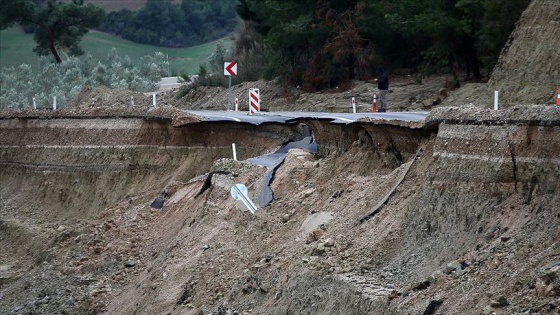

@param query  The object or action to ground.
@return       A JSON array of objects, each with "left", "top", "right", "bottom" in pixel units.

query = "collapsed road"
[
  {"left": 186, "top": 109, "right": 430, "bottom": 125},
  {"left": 0, "top": 105, "right": 559, "bottom": 315}
]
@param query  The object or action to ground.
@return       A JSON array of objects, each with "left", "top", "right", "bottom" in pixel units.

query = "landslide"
[
  {"left": 1, "top": 101, "right": 559, "bottom": 315},
  {"left": 1, "top": 1, "right": 560, "bottom": 314}
]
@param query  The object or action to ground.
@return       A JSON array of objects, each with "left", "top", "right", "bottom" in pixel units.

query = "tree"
[
  {"left": 383, "top": 0, "right": 529, "bottom": 80},
  {"left": 0, "top": 0, "right": 105, "bottom": 63},
  {"left": 235, "top": 0, "right": 529, "bottom": 89}
]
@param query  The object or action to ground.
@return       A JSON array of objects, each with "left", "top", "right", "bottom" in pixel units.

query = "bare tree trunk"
[
  {"left": 463, "top": 35, "right": 481, "bottom": 81},
  {"left": 47, "top": 28, "right": 62, "bottom": 63}
]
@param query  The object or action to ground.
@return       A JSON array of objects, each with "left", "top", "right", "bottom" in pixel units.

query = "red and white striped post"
[
  {"left": 249, "top": 88, "right": 260, "bottom": 115},
  {"left": 372, "top": 92, "right": 378, "bottom": 113},
  {"left": 556, "top": 87, "right": 560, "bottom": 107}
]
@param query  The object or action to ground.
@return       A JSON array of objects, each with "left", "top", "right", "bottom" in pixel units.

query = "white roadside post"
[
  {"left": 352, "top": 97, "right": 356, "bottom": 114},
  {"left": 53, "top": 96, "right": 57, "bottom": 110},
  {"left": 235, "top": 97, "right": 239, "bottom": 111},
  {"left": 152, "top": 93, "right": 156, "bottom": 106},
  {"left": 232, "top": 143, "right": 237, "bottom": 161},
  {"left": 131, "top": 96, "right": 135, "bottom": 107},
  {"left": 494, "top": 91, "right": 499, "bottom": 111},
  {"left": 33, "top": 97, "right": 37, "bottom": 110},
  {"left": 230, "top": 183, "right": 257, "bottom": 215},
  {"left": 224, "top": 61, "right": 238, "bottom": 110}
]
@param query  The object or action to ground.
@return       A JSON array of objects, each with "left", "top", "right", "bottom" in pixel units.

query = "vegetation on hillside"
[
  {"left": 0, "top": 49, "right": 167, "bottom": 109},
  {"left": 0, "top": 0, "right": 532, "bottom": 97},
  {"left": 234, "top": 0, "right": 530, "bottom": 91},
  {"left": 98, "top": 0, "right": 237, "bottom": 48},
  {"left": 0, "top": 0, "right": 105, "bottom": 63}
]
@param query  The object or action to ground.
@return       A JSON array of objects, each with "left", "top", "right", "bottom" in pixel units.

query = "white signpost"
[
  {"left": 224, "top": 61, "right": 237, "bottom": 111},
  {"left": 230, "top": 183, "right": 257, "bottom": 214}
]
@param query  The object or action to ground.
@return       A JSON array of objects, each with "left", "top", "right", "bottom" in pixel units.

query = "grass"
[{"left": 0, "top": 28, "right": 224, "bottom": 75}]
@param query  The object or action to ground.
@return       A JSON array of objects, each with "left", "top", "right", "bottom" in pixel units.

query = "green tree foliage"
[
  {"left": 0, "top": 0, "right": 105, "bottom": 63},
  {"left": 236, "top": 0, "right": 369, "bottom": 91},
  {"left": 98, "top": 0, "right": 237, "bottom": 48},
  {"left": 0, "top": 49, "right": 167, "bottom": 109},
  {"left": 236, "top": 0, "right": 529, "bottom": 90}
]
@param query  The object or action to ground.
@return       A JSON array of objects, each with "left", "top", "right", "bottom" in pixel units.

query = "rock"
[
  {"left": 444, "top": 260, "right": 462, "bottom": 274},
  {"left": 535, "top": 265, "right": 560, "bottom": 297},
  {"left": 423, "top": 298, "right": 443, "bottom": 315},
  {"left": 490, "top": 300, "right": 502, "bottom": 308},
  {"left": 123, "top": 261, "right": 136, "bottom": 268},
  {"left": 411, "top": 280, "right": 431, "bottom": 291},
  {"left": 482, "top": 305, "right": 495, "bottom": 315},
  {"left": 428, "top": 270, "right": 444, "bottom": 284},
  {"left": 302, "top": 188, "right": 315, "bottom": 198},
  {"left": 323, "top": 238, "right": 335, "bottom": 247},
  {"left": 497, "top": 296, "right": 509, "bottom": 306},
  {"left": 311, "top": 243, "right": 326, "bottom": 256}
]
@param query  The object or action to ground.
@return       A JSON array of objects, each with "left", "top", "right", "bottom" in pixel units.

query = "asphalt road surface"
[
  {"left": 158, "top": 77, "right": 181, "bottom": 89},
  {"left": 186, "top": 110, "right": 429, "bottom": 125}
]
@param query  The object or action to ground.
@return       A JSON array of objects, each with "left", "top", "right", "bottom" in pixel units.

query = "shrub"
[{"left": 0, "top": 49, "right": 167, "bottom": 109}]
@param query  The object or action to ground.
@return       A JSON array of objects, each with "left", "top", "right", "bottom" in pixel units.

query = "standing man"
[{"left": 374, "top": 67, "right": 389, "bottom": 112}]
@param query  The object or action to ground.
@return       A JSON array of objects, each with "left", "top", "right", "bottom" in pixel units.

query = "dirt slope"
[
  {"left": 1, "top": 104, "right": 559, "bottom": 315},
  {"left": 442, "top": 0, "right": 560, "bottom": 108}
]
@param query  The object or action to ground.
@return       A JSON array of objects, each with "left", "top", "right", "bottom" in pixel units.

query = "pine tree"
[{"left": 0, "top": 0, "right": 105, "bottom": 63}]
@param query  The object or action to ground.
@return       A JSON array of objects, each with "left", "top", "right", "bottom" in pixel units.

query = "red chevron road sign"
[{"left": 224, "top": 61, "right": 237, "bottom": 76}]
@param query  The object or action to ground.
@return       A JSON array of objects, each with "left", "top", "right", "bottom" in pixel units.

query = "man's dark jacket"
[{"left": 377, "top": 70, "right": 389, "bottom": 90}]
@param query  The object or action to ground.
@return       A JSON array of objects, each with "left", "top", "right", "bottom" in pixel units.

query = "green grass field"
[{"left": 0, "top": 28, "right": 223, "bottom": 75}]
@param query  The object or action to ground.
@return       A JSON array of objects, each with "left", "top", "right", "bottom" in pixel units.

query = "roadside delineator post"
[
  {"left": 235, "top": 97, "right": 239, "bottom": 111},
  {"left": 494, "top": 91, "right": 499, "bottom": 111},
  {"left": 249, "top": 88, "right": 260, "bottom": 115},
  {"left": 53, "top": 96, "right": 57, "bottom": 110},
  {"left": 152, "top": 93, "right": 156, "bottom": 106},
  {"left": 33, "top": 97, "right": 37, "bottom": 110},
  {"left": 372, "top": 92, "right": 378, "bottom": 113},
  {"left": 352, "top": 97, "right": 356, "bottom": 114},
  {"left": 232, "top": 143, "right": 237, "bottom": 161},
  {"left": 556, "top": 87, "right": 560, "bottom": 106}
]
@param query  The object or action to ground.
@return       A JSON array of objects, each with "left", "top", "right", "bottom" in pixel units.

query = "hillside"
[
  {"left": 0, "top": 28, "right": 223, "bottom": 74},
  {"left": 0, "top": 0, "right": 559, "bottom": 314},
  {"left": 442, "top": 0, "right": 560, "bottom": 107}
]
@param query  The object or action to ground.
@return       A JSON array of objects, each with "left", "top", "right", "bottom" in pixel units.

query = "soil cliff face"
[{"left": 1, "top": 106, "right": 558, "bottom": 315}]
